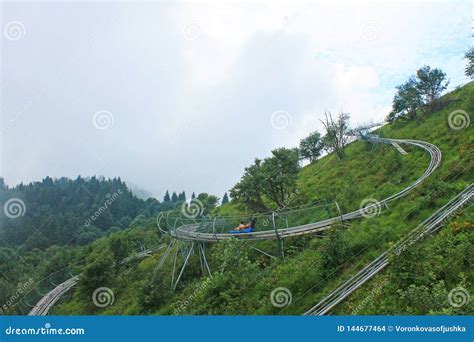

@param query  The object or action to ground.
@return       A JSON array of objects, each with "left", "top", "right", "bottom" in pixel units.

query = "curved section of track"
[
  {"left": 169, "top": 137, "right": 442, "bottom": 242},
  {"left": 28, "top": 246, "right": 166, "bottom": 316},
  {"left": 28, "top": 276, "right": 80, "bottom": 316}
]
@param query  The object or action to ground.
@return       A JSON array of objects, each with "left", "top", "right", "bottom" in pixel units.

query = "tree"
[
  {"left": 388, "top": 77, "right": 422, "bottom": 122},
  {"left": 163, "top": 190, "right": 170, "bottom": 202},
  {"left": 321, "top": 225, "right": 350, "bottom": 276},
  {"left": 465, "top": 47, "right": 474, "bottom": 79},
  {"left": 171, "top": 192, "right": 178, "bottom": 202},
  {"left": 108, "top": 233, "right": 132, "bottom": 269},
  {"left": 119, "top": 216, "right": 132, "bottom": 228},
  {"left": 77, "top": 241, "right": 115, "bottom": 302},
  {"left": 191, "top": 192, "right": 196, "bottom": 200},
  {"left": 196, "top": 193, "right": 219, "bottom": 215},
  {"left": 299, "top": 131, "right": 323, "bottom": 163},
  {"left": 190, "top": 240, "right": 260, "bottom": 314},
  {"left": 0, "top": 177, "right": 7, "bottom": 190},
  {"left": 178, "top": 191, "right": 186, "bottom": 201},
  {"left": 77, "top": 226, "right": 103, "bottom": 245},
  {"left": 221, "top": 192, "right": 229, "bottom": 205},
  {"left": 388, "top": 66, "right": 448, "bottom": 122},
  {"left": 320, "top": 111, "right": 350, "bottom": 160},
  {"left": 415, "top": 66, "right": 448, "bottom": 104},
  {"left": 230, "top": 158, "right": 269, "bottom": 212},
  {"left": 260, "top": 148, "right": 300, "bottom": 207},
  {"left": 230, "top": 148, "right": 300, "bottom": 210}
]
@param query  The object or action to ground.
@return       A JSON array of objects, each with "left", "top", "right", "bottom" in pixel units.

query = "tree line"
[{"left": 0, "top": 176, "right": 164, "bottom": 250}]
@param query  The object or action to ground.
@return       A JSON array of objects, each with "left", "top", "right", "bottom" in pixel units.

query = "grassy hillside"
[{"left": 53, "top": 83, "right": 473, "bottom": 316}]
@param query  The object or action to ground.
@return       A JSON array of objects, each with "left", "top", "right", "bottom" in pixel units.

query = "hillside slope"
[{"left": 52, "top": 83, "right": 473, "bottom": 315}]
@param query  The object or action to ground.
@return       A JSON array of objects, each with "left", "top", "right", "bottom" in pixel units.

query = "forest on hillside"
[{"left": 1, "top": 78, "right": 472, "bottom": 317}]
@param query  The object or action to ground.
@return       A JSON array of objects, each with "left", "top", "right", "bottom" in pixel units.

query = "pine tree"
[
  {"left": 0, "top": 177, "right": 7, "bottom": 190},
  {"left": 222, "top": 192, "right": 229, "bottom": 205},
  {"left": 466, "top": 47, "right": 474, "bottom": 79},
  {"left": 178, "top": 191, "right": 186, "bottom": 201},
  {"left": 191, "top": 192, "right": 196, "bottom": 200},
  {"left": 171, "top": 192, "right": 178, "bottom": 202},
  {"left": 163, "top": 190, "right": 171, "bottom": 202}
]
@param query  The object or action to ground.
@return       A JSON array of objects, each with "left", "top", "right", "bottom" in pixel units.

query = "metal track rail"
[
  {"left": 28, "top": 245, "right": 166, "bottom": 316},
  {"left": 304, "top": 184, "right": 473, "bottom": 315},
  {"left": 170, "top": 137, "right": 442, "bottom": 242}
]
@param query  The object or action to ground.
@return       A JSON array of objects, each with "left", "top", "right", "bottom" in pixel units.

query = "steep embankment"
[{"left": 54, "top": 83, "right": 472, "bottom": 315}]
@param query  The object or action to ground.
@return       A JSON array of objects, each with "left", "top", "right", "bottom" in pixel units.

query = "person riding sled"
[
  {"left": 231, "top": 218, "right": 257, "bottom": 233},
  {"left": 234, "top": 221, "right": 247, "bottom": 231}
]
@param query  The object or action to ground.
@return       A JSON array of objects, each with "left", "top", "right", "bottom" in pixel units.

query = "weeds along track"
[
  {"left": 28, "top": 136, "right": 447, "bottom": 316},
  {"left": 304, "top": 184, "right": 473, "bottom": 315}
]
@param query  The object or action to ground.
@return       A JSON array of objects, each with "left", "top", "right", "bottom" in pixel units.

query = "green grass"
[{"left": 54, "top": 82, "right": 473, "bottom": 315}]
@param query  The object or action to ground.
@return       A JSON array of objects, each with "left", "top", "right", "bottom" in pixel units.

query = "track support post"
[{"left": 272, "top": 212, "right": 285, "bottom": 260}]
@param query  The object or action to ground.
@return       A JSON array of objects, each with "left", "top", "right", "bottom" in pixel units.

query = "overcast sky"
[{"left": 1, "top": 0, "right": 472, "bottom": 200}]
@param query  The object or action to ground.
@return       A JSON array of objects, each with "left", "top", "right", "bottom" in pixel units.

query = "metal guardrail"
[
  {"left": 26, "top": 136, "right": 450, "bottom": 316},
  {"left": 169, "top": 137, "right": 442, "bottom": 242},
  {"left": 28, "top": 276, "right": 80, "bottom": 316},
  {"left": 28, "top": 245, "right": 167, "bottom": 316},
  {"left": 304, "top": 184, "right": 473, "bottom": 315}
]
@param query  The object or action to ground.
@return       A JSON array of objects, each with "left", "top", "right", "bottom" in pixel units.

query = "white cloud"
[{"left": 1, "top": 0, "right": 471, "bottom": 198}]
